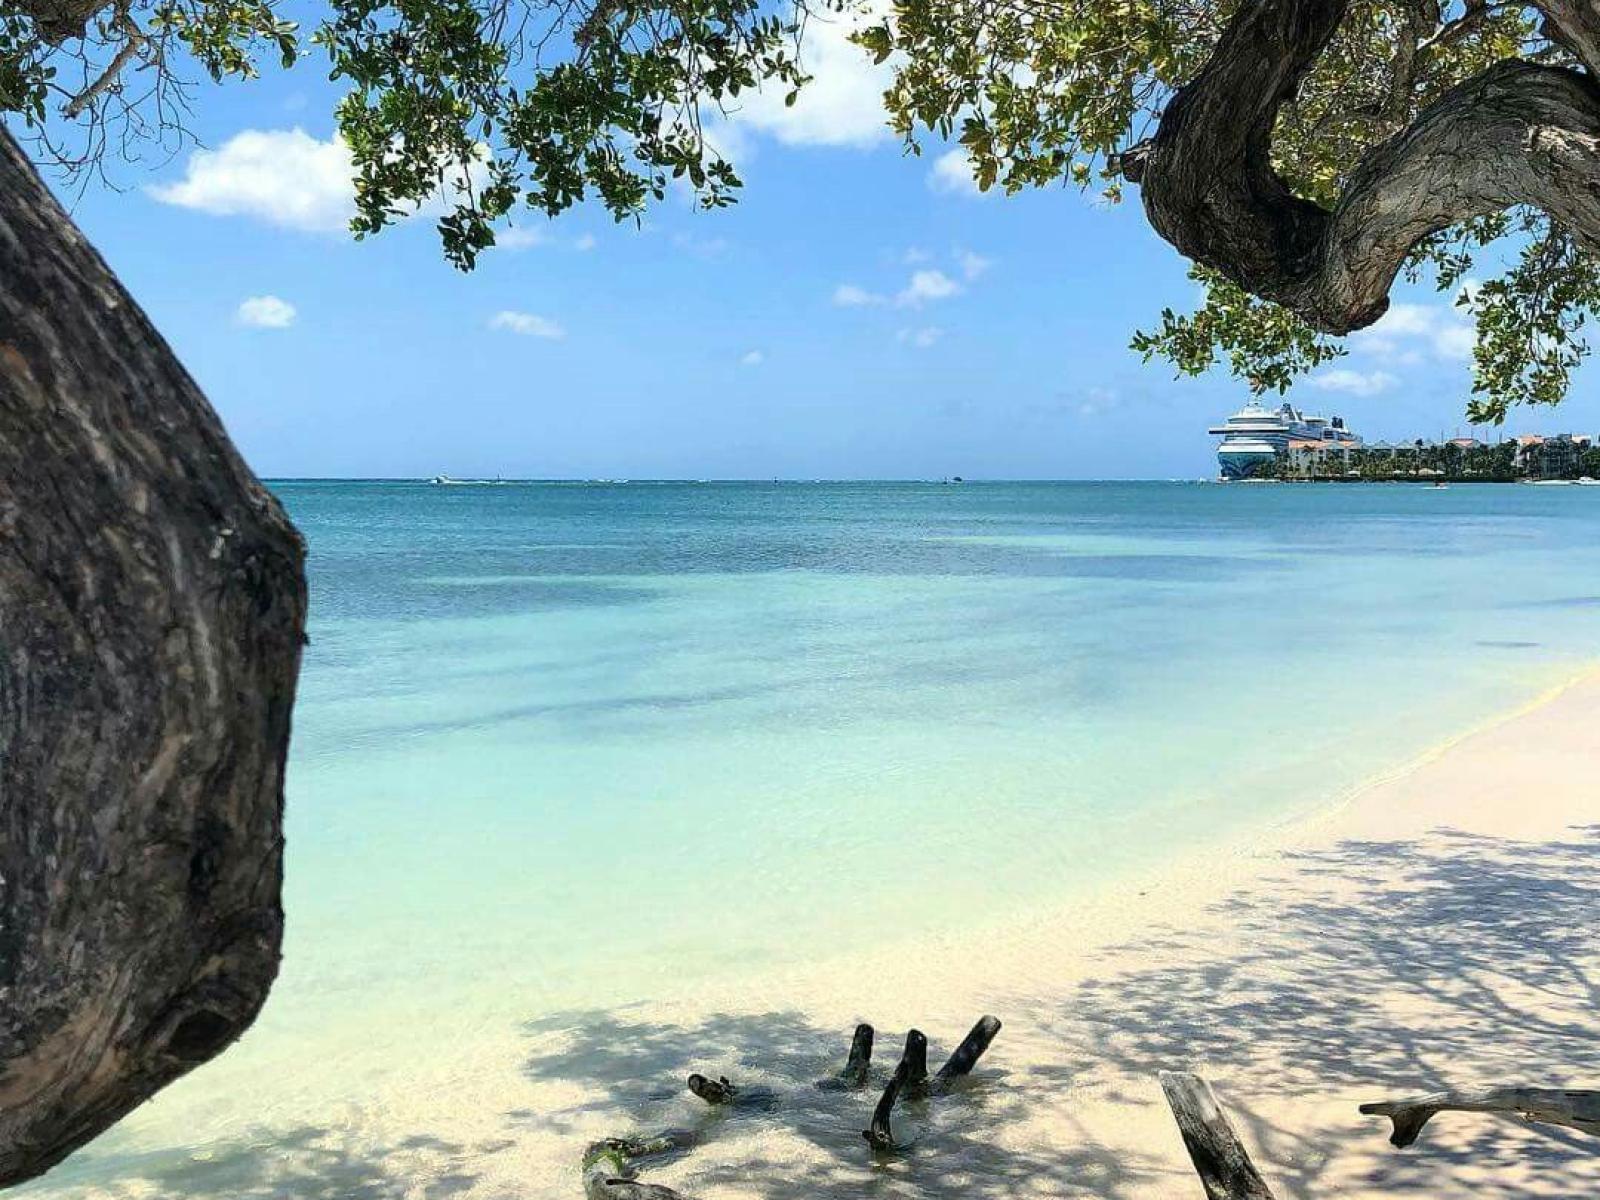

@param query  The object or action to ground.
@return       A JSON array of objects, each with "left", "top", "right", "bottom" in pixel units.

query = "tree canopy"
[{"left": 6, "top": 0, "right": 1600, "bottom": 420}]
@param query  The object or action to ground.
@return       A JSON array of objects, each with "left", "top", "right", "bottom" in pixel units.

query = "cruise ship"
[{"left": 1209, "top": 400, "right": 1363, "bottom": 479}]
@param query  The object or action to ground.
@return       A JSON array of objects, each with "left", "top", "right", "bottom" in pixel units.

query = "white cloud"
[
  {"left": 236, "top": 295, "right": 296, "bottom": 329},
  {"left": 1310, "top": 367, "right": 1398, "bottom": 397},
  {"left": 498, "top": 226, "right": 549, "bottom": 251},
  {"left": 489, "top": 311, "right": 565, "bottom": 339},
  {"left": 741, "top": 349, "right": 765, "bottom": 366},
  {"left": 498, "top": 226, "right": 597, "bottom": 253},
  {"left": 721, "top": 10, "right": 892, "bottom": 148},
  {"left": 902, "top": 247, "right": 931, "bottom": 264},
  {"left": 897, "top": 326, "right": 943, "bottom": 349},
  {"left": 929, "top": 149, "right": 984, "bottom": 197},
  {"left": 1351, "top": 301, "right": 1474, "bottom": 364},
  {"left": 151, "top": 127, "right": 492, "bottom": 235},
  {"left": 833, "top": 283, "right": 886, "bottom": 307},
  {"left": 150, "top": 128, "right": 354, "bottom": 232},
  {"left": 672, "top": 231, "right": 730, "bottom": 257},
  {"left": 1433, "top": 323, "right": 1476, "bottom": 361},
  {"left": 896, "top": 268, "right": 961, "bottom": 307},
  {"left": 956, "top": 249, "right": 993, "bottom": 281},
  {"left": 1368, "top": 303, "right": 1436, "bottom": 337}
]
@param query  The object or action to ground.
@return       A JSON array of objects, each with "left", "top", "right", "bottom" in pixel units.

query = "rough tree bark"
[
  {"left": 1123, "top": 0, "right": 1600, "bottom": 334},
  {"left": 15, "top": 0, "right": 113, "bottom": 43},
  {"left": 0, "top": 128, "right": 307, "bottom": 1185}
]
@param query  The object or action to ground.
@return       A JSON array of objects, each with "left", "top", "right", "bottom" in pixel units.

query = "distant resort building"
[{"left": 1211, "top": 404, "right": 1600, "bottom": 482}]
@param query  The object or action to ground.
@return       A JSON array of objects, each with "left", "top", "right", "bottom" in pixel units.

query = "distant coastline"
[{"left": 1256, "top": 431, "right": 1600, "bottom": 483}]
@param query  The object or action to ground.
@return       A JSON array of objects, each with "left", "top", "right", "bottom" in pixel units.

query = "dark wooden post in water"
[
  {"left": 863, "top": 1049, "right": 916, "bottom": 1151},
  {"left": 817, "top": 1023, "right": 875, "bottom": 1091},
  {"left": 864, "top": 1017, "right": 1002, "bottom": 1151},
  {"left": 0, "top": 128, "right": 307, "bottom": 1185},
  {"left": 1159, "top": 1072, "right": 1276, "bottom": 1200},
  {"left": 932, "top": 1015, "right": 1000, "bottom": 1095}
]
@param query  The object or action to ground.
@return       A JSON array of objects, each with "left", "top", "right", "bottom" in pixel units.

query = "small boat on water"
[{"left": 429, "top": 474, "right": 514, "bottom": 486}]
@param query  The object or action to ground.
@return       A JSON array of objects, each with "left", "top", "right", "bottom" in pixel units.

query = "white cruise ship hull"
[{"left": 1217, "top": 439, "right": 1280, "bottom": 480}]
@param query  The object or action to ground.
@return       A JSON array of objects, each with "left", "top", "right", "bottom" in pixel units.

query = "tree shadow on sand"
[
  {"left": 1021, "top": 824, "right": 1600, "bottom": 1197},
  {"left": 514, "top": 825, "right": 1600, "bottom": 1198},
  {"left": 25, "top": 1123, "right": 511, "bottom": 1200},
  {"left": 33, "top": 825, "right": 1600, "bottom": 1199}
]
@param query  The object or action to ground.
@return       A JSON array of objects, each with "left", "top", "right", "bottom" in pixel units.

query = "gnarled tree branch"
[
  {"left": 61, "top": 5, "right": 148, "bottom": 119},
  {"left": 1125, "top": 0, "right": 1600, "bottom": 335}
]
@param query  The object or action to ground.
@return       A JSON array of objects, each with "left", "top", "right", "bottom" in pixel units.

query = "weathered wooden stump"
[{"left": 1159, "top": 1072, "right": 1276, "bottom": 1200}]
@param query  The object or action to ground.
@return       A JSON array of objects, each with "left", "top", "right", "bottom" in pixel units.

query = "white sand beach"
[{"left": 494, "top": 667, "right": 1600, "bottom": 1198}]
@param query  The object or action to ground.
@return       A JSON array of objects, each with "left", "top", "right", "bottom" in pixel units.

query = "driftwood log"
[
  {"left": 1159, "top": 1072, "right": 1276, "bottom": 1200},
  {"left": 0, "top": 128, "right": 307, "bottom": 1185},
  {"left": 932, "top": 1015, "right": 1000, "bottom": 1095},
  {"left": 1361, "top": 1089, "right": 1600, "bottom": 1147}
]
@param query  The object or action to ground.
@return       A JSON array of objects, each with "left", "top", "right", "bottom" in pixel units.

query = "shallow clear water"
[{"left": 22, "top": 480, "right": 1600, "bottom": 1196}]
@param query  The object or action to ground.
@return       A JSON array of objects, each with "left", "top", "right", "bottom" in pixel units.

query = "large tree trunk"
[{"left": 0, "top": 128, "right": 307, "bottom": 1186}]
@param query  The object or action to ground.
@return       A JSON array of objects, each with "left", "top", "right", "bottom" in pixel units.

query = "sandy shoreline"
[
  {"left": 30, "top": 668, "right": 1600, "bottom": 1200},
  {"left": 499, "top": 667, "right": 1600, "bottom": 1198}
]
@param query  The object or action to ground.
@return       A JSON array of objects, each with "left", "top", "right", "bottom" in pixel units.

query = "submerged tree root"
[
  {"left": 581, "top": 1133, "right": 700, "bottom": 1200},
  {"left": 582, "top": 1017, "right": 1002, "bottom": 1196},
  {"left": 864, "top": 1016, "right": 1003, "bottom": 1152}
]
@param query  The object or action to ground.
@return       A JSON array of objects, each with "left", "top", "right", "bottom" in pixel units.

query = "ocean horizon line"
[{"left": 263, "top": 475, "right": 1213, "bottom": 485}]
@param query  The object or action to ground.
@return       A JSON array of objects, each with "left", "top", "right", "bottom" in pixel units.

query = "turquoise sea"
[{"left": 22, "top": 480, "right": 1600, "bottom": 1197}]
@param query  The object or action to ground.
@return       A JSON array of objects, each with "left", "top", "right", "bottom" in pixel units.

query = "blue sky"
[{"left": 42, "top": 20, "right": 1600, "bottom": 479}]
